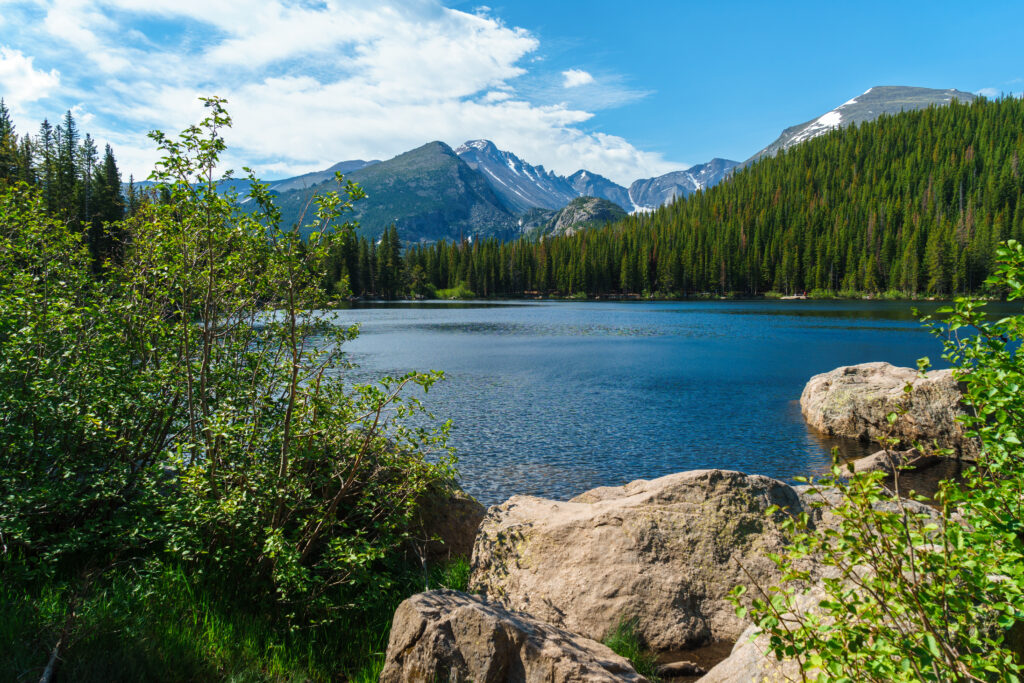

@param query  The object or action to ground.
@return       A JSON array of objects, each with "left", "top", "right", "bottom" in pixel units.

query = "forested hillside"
[{"left": 391, "top": 97, "right": 1024, "bottom": 298}]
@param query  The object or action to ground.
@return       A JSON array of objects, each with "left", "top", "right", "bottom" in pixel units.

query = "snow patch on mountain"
[
  {"left": 456, "top": 139, "right": 578, "bottom": 213},
  {"left": 745, "top": 85, "right": 976, "bottom": 166},
  {"left": 789, "top": 109, "right": 844, "bottom": 145}
]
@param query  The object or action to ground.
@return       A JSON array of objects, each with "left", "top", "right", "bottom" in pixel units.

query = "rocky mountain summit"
[
  {"left": 746, "top": 85, "right": 976, "bottom": 165},
  {"left": 565, "top": 169, "right": 636, "bottom": 211},
  {"left": 455, "top": 139, "right": 578, "bottom": 213},
  {"left": 519, "top": 196, "right": 628, "bottom": 237},
  {"left": 628, "top": 157, "right": 739, "bottom": 210}
]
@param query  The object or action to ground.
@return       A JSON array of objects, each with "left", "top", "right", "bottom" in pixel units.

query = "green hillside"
[
  {"left": 403, "top": 96, "right": 1024, "bottom": 297},
  {"left": 274, "top": 141, "right": 517, "bottom": 243}
]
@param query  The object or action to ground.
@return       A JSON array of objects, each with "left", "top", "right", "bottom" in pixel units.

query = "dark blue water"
[{"left": 327, "top": 300, "right": 958, "bottom": 506}]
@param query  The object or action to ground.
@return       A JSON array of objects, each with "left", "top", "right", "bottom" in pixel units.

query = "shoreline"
[{"left": 332, "top": 292, "right": 1000, "bottom": 305}]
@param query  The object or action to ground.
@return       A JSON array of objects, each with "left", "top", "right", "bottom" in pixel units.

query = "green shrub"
[
  {"left": 734, "top": 240, "right": 1024, "bottom": 681},
  {"left": 435, "top": 281, "right": 476, "bottom": 299},
  {"left": 0, "top": 98, "right": 455, "bottom": 640},
  {"left": 0, "top": 553, "right": 465, "bottom": 682}
]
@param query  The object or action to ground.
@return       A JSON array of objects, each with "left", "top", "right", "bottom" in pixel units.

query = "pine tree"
[
  {"left": 53, "top": 110, "right": 80, "bottom": 223},
  {"left": 125, "top": 175, "right": 141, "bottom": 217},
  {"left": 37, "top": 119, "right": 56, "bottom": 213},
  {"left": 89, "top": 144, "right": 124, "bottom": 266},
  {"left": 0, "top": 99, "right": 17, "bottom": 184}
]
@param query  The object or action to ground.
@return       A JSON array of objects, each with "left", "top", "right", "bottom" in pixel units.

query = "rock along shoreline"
[{"left": 382, "top": 362, "right": 967, "bottom": 682}]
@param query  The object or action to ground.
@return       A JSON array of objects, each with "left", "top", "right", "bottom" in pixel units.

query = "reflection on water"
[{"left": 323, "top": 299, "right": 1007, "bottom": 506}]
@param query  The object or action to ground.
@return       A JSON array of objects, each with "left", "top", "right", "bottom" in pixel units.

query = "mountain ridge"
[
  {"left": 455, "top": 139, "right": 578, "bottom": 213},
  {"left": 273, "top": 141, "right": 518, "bottom": 242},
  {"left": 167, "top": 83, "right": 978, "bottom": 245},
  {"left": 745, "top": 85, "right": 976, "bottom": 165}
]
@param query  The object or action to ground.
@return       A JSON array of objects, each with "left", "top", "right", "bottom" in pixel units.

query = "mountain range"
[
  {"left": 272, "top": 139, "right": 739, "bottom": 241},
  {"left": 192, "top": 85, "right": 979, "bottom": 243}
]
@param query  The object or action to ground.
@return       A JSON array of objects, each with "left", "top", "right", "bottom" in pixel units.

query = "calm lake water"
[{"left": 327, "top": 300, "right": 972, "bottom": 506}]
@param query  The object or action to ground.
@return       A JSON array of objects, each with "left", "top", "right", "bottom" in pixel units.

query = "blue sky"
[{"left": 0, "top": 0, "right": 1020, "bottom": 184}]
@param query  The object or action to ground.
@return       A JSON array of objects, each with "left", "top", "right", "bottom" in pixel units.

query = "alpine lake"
[{"left": 324, "top": 299, "right": 1003, "bottom": 506}]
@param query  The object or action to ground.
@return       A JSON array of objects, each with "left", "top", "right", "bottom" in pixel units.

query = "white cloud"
[
  {"left": 0, "top": 47, "right": 61, "bottom": 109},
  {"left": 2, "top": 1, "right": 682, "bottom": 185},
  {"left": 562, "top": 68, "right": 595, "bottom": 88},
  {"left": 975, "top": 87, "right": 999, "bottom": 98},
  {"left": 481, "top": 90, "right": 514, "bottom": 103}
]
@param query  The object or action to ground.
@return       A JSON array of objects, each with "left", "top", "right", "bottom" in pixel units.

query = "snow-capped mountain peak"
[
  {"left": 455, "top": 139, "right": 578, "bottom": 213},
  {"left": 746, "top": 85, "right": 976, "bottom": 165},
  {"left": 627, "top": 158, "right": 740, "bottom": 210}
]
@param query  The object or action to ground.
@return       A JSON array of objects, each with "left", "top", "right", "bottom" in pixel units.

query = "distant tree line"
[
  {"left": 0, "top": 99, "right": 133, "bottom": 268},
  {"left": 328, "top": 97, "right": 1024, "bottom": 299}
]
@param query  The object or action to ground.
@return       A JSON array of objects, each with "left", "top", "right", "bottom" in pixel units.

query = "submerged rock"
[
  {"left": 378, "top": 589, "right": 648, "bottom": 683},
  {"left": 656, "top": 659, "right": 707, "bottom": 677},
  {"left": 800, "top": 362, "right": 975, "bottom": 457},
  {"left": 469, "top": 469, "right": 807, "bottom": 651}
]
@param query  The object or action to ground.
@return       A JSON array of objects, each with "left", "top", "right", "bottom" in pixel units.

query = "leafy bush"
[
  {"left": 0, "top": 181, "right": 168, "bottom": 571},
  {"left": 734, "top": 240, "right": 1024, "bottom": 680},
  {"left": 435, "top": 281, "right": 476, "bottom": 299},
  {"left": 0, "top": 98, "right": 455, "bottom": 628}
]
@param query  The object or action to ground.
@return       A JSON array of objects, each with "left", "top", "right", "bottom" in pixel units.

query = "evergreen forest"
[
  {"left": 0, "top": 99, "right": 135, "bottom": 268},
  {"left": 324, "top": 97, "right": 1024, "bottom": 299}
]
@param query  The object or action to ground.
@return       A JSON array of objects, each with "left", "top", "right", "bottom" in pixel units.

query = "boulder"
[
  {"left": 700, "top": 608, "right": 807, "bottom": 682},
  {"left": 378, "top": 589, "right": 648, "bottom": 683},
  {"left": 800, "top": 362, "right": 976, "bottom": 457},
  {"left": 794, "top": 483, "right": 942, "bottom": 533},
  {"left": 852, "top": 448, "right": 937, "bottom": 475},
  {"left": 656, "top": 660, "right": 707, "bottom": 677},
  {"left": 412, "top": 480, "right": 486, "bottom": 562},
  {"left": 469, "top": 470, "right": 807, "bottom": 651}
]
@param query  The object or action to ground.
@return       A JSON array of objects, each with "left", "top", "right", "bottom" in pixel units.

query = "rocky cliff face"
[
  {"left": 455, "top": 139, "right": 578, "bottom": 213},
  {"left": 517, "top": 196, "right": 627, "bottom": 238},
  {"left": 628, "top": 158, "right": 739, "bottom": 209},
  {"left": 545, "top": 196, "right": 628, "bottom": 236}
]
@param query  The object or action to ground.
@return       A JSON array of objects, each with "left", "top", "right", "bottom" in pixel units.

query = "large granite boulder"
[
  {"left": 379, "top": 589, "right": 648, "bottom": 683},
  {"left": 469, "top": 470, "right": 807, "bottom": 651},
  {"left": 412, "top": 480, "right": 486, "bottom": 562},
  {"left": 800, "top": 362, "right": 975, "bottom": 457}
]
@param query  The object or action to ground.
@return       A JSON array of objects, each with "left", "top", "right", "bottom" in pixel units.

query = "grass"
[
  {"left": 0, "top": 554, "right": 473, "bottom": 682},
  {"left": 435, "top": 282, "right": 476, "bottom": 299},
  {"left": 602, "top": 617, "right": 661, "bottom": 681}
]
